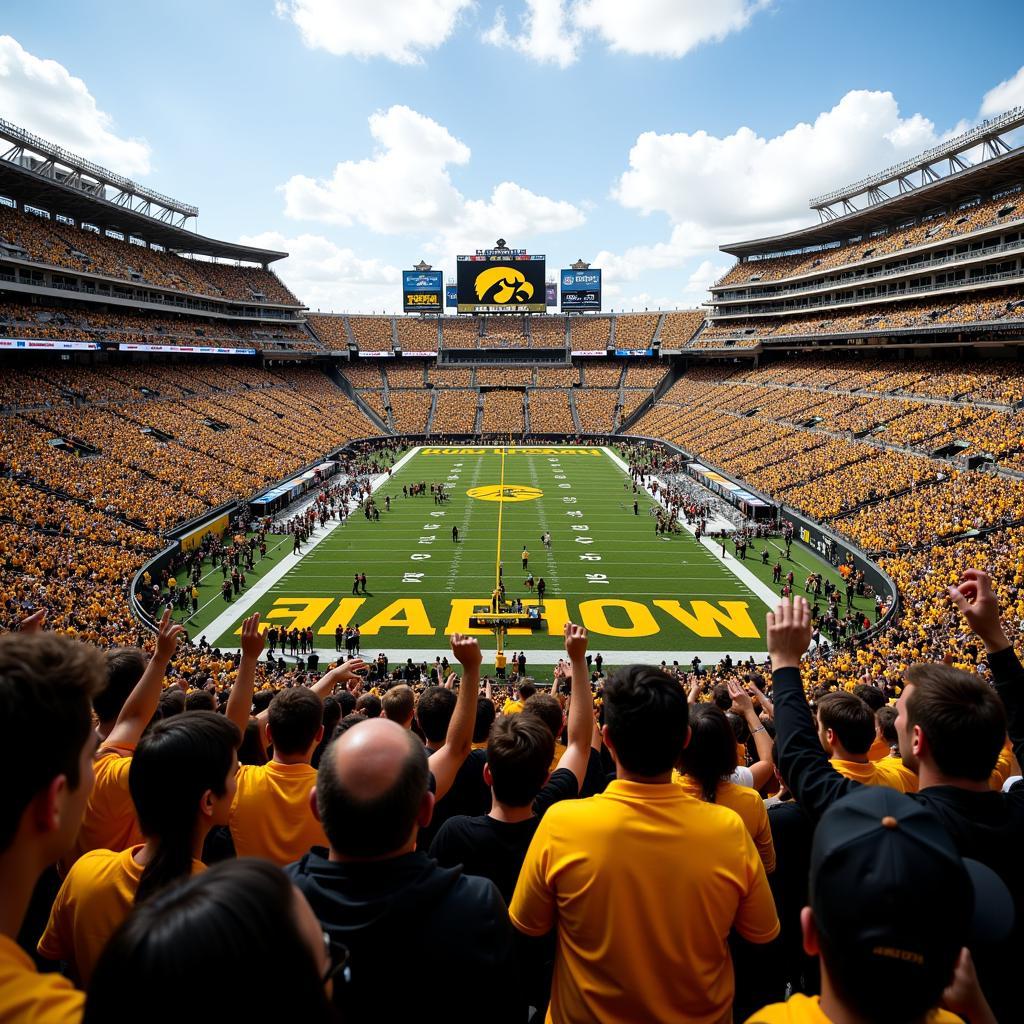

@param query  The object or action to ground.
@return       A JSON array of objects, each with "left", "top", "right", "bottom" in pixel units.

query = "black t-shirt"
[
  {"left": 419, "top": 748, "right": 490, "bottom": 850},
  {"left": 430, "top": 768, "right": 579, "bottom": 904}
]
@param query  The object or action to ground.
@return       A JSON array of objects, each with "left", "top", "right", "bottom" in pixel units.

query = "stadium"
[{"left": 4, "top": 9, "right": 1024, "bottom": 1024}]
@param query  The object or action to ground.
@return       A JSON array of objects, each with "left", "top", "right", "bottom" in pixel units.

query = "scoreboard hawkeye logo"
[
  {"left": 467, "top": 484, "right": 543, "bottom": 503},
  {"left": 474, "top": 266, "right": 535, "bottom": 305}
]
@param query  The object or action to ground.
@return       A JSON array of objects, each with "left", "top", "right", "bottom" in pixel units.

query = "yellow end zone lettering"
[{"left": 250, "top": 597, "right": 758, "bottom": 641}]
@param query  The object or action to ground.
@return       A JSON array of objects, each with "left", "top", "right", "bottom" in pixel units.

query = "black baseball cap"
[{"left": 810, "top": 786, "right": 1012, "bottom": 1020}]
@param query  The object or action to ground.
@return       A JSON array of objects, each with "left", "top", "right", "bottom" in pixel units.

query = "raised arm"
[
  {"left": 429, "top": 634, "right": 481, "bottom": 802},
  {"left": 309, "top": 658, "right": 368, "bottom": 701},
  {"left": 748, "top": 679, "right": 774, "bottom": 721},
  {"left": 949, "top": 569, "right": 1024, "bottom": 767},
  {"left": 768, "top": 596, "right": 856, "bottom": 821},
  {"left": 225, "top": 613, "right": 264, "bottom": 735},
  {"left": 105, "top": 609, "right": 183, "bottom": 751},
  {"left": 555, "top": 623, "right": 592, "bottom": 791},
  {"left": 727, "top": 678, "right": 774, "bottom": 789}
]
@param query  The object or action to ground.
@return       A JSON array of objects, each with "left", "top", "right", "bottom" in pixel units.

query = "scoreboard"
[
  {"left": 402, "top": 270, "right": 443, "bottom": 313},
  {"left": 456, "top": 252, "right": 546, "bottom": 314},
  {"left": 560, "top": 268, "right": 602, "bottom": 312}
]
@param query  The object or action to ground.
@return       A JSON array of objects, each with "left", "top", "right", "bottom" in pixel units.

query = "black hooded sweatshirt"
[{"left": 286, "top": 848, "right": 519, "bottom": 1023}]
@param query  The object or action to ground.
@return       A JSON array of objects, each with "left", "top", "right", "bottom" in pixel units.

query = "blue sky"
[{"left": 2, "top": 0, "right": 1024, "bottom": 312}]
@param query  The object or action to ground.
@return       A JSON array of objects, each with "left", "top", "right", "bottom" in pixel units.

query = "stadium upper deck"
[{"left": 705, "top": 107, "right": 1024, "bottom": 349}]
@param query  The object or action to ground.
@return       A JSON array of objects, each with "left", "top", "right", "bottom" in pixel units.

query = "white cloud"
[
  {"left": 240, "top": 230, "right": 401, "bottom": 312},
  {"left": 275, "top": 0, "right": 472, "bottom": 64},
  {"left": 980, "top": 66, "right": 1024, "bottom": 119},
  {"left": 681, "top": 258, "right": 729, "bottom": 302},
  {"left": 483, "top": 1, "right": 581, "bottom": 68},
  {"left": 484, "top": 0, "right": 768, "bottom": 64},
  {"left": 573, "top": 0, "right": 769, "bottom": 58},
  {"left": 613, "top": 89, "right": 939, "bottom": 238},
  {"left": 281, "top": 105, "right": 585, "bottom": 264},
  {"left": 0, "top": 35, "right": 151, "bottom": 175}
]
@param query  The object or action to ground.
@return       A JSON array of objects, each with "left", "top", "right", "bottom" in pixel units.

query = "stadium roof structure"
[
  {"left": 0, "top": 119, "right": 287, "bottom": 266},
  {"left": 721, "top": 106, "right": 1024, "bottom": 258}
]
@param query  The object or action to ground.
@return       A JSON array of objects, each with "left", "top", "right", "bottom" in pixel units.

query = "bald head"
[{"left": 316, "top": 718, "right": 430, "bottom": 859}]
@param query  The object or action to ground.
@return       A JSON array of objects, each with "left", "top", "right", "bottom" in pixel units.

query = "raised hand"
[
  {"left": 154, "top": 608, "right": 185, "bottom": 663},
  {"left": 766, "top": 596, "right": 812, "bottom": 670},
  {"left": 239, "top": 612, "right": 265, "bottom": 659},
  {"left": 727, "top": 678, "right": 755, "bottom": 716},
  {"left": 948, "top": 569, "right": 1009, "bottom": 653},
  {"left": 564, "top": 621, "right": 588, "bottom": 661},
  {"left": 450, "top": 633, "right": 482, "bottom": 671},
  {"left": 18, "top": 608, "right": 46, "bottom": 634}
]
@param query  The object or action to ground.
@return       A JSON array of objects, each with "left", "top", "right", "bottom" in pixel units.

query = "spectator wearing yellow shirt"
[
  {"left": 0, "top": 623, "right": 106, "bottom": 1024},
  {"left": 745, "top": 787, "right": 1003, "bottom": 1024},
  {"left": 502, "top": 680, "right": 535, "bottom": 716},
  {"left": 815, "top": 692, "right": 910, "bottom": 792},
  {"left": 875, "top": 706, "right": 919, "bottom": 793},
  {"left": 65, "top": 609, "right": 185, "bottom": 870},
  {"left": 39, "top": 711, "right": 240, "bottom": 984},
  {"left": 223, "top": 614, "right": 369, "bottom": 865},
  {"left": 511, "top": 662, "right": 779, "bottom": 1024}
]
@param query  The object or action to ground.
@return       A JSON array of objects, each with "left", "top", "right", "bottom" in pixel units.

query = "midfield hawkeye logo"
[
  {"left": 474, "top": 266, "right": 535, "bottom": 305},
  {"left": 467, "top": 484, "right": 543, "bottom": 503}
]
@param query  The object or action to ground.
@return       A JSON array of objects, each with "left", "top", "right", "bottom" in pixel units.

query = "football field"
[{"left": 188, "top": 445, "right": 866, "bottom": 664}]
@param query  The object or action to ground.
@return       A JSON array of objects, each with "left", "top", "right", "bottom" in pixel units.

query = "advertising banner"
[
  {"left": 445, "top": 285, "right": 458, "bottom": 308},
  {"left": 0, "top": 338, "right": 101, "bottom": 350},
  {"left": 545, "top": 282, "right": 557, "bottom": 306},
  {"left": 119, "top": 344, "right": 256, "bottom": 355},
  {"left": 560, "top": 268, "right": 602, "bottom": 311},
  {"left": 402, "top": 270, "right": 443, "bottom": 313}
]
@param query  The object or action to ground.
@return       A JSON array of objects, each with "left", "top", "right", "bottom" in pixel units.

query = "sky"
[{"left": 2, "top": 0, "right": 1024, "bottom": 313}]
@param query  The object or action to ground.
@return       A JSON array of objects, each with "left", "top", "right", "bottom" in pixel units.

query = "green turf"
[{"left": 186, "top": 445, "right": 873, "bottom": 659}]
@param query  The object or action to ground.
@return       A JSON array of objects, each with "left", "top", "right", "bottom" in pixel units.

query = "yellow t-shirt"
[
  {"left": 0, "top": 934, "right": 84, "bottom": 1024},
  {"left": 502, "top": 699, "right": 523, "bottom": 715},
  {"left": 990, "top": 737, "right": 1015, "bottom": 790},
  {"left": 39, "top": 846, "right": 204, "bottom": 986},
  {"left": 881, "top": 754, "right": 919, "bottom": 794},
  {"left": 867, "top": 736, "right": 891, "bottom": 762},
  {"left": 496, "top": 653, "right": 507, "bottom": 670},
  {"left": 229, "top": 760, "right": 326, "bottom": 865},
  {"left": 674, "top": 774, "right": 776, "bottom": 874},
  {"left": 510, "top": 779, "right": 779, "bottom": 1024},
  {"left": 745, "top": 993, "right": 963, "bottom": 1023},
  {"left": 829, "top": 758, "right": 909, "bottom": 793},
  {"left": 63, "top": 745, "right": 141, "bottom": 872}
]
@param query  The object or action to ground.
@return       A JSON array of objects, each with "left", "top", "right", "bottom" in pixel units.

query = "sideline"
[
  {"left": 601, "top": 446, "right": 780, "bottom": 610},
  {"left": 199, "top": 446, "right": 421, "bottom": 643}
]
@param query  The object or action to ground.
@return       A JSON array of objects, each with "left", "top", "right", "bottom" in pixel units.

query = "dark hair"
[
  {"left": 0, "top": 633, "right": 106, "bottom": 852},
  {"left": 679, "top": 705, "right": 737, "bottom": 802},
  {"left": 267, "top": 688, "right": 323, "bottom": 756},
  {"left": 711, "top": 683, "right": 732, "bottom": 711},
  {"left": 852, "top": 683, "right": 887, "bottom": 713},
  {"left": 522, "top": 693, "right": 564, "bottom": 739},
  {"left": 354, "top": 693, "right": 381, "bottom": 719},
  {"left": 817, "top": 692, "right": 876, "bottom": 756},
  {"left": 727, "top": 710, "right": 750, "bottom": 745},
  {"left": 603, "top": 665, "right": 689, "bottom": 776},
  {"left": 517, "top": 681, "right": 537, "bottom": 701},
  {"left": 876, "top": 705, "right": 898, "bottom": 747},
  {"left": 156, "top": 688, "right": 185, "bottom": 721},
  {"left": 317, "top": 731, "right": 428, "bottom": 857},
  {"left": 130, "top": 712, "right": 240, "bottom": 904},
  {"left": 381, "top": 684, "right": 414, "bottom": 724},
  {"left": 238, "top": 719, "right": 267, "bottom": 766},
  {"left": 335, "top": 713, "right": 367, "bottom": 738},
  {"left": 473, "top": 695, "right": 496, "bottom": 744},
  {"left": 416, "top": 686, "right": 456, "bottom": 743},
  {"left": 904, "top": 664, "right": 1007, "bottom": 781},
  {"left": 487, "top": 714, "right": 554, "bottom": 806},
  {"left": 185, "top": 689, "right": 217, "bottom": 713},
  {"left": 312, "top": 697, "right": 343, "bottom": 770},
  {"left": 95, "top": 648, "right": 146, "bottom": 723},
  {"left": 336, "top": 689, "right": 357, "bottom": 717},
  {"left": 252, "top": 689, "right": 276, "bottom": 715},
  {"left": 84, "top": 859, "right": 333, "bottom": 1024}
]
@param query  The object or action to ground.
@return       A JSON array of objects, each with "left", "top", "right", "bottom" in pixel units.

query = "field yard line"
[
  {"left": 601, "top": 446, "right": 779, "bottom": 611},
  {"left": 200, "top": 446, "right": 422, "bottom": 642}
]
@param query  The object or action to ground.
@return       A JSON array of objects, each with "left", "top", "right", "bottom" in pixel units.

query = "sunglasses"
[{"left": 322, "top": 932, "right": 351, "bottom": 987}]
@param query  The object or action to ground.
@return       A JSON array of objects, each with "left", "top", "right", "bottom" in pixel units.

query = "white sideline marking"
[
  {"left": 601, "top": 447, "right": 780, "bottom": 610},
  {"left": 199, "top": 446, "right": 421, "bottom": 643}
]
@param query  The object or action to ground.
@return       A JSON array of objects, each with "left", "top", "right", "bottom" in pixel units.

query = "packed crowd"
[
  {"left": 0, "top": 203, "right": 300, "bottom": 304},
  {"left": 5, "top": 566, "right": 1024, "bottom": 1023},
  {"left": 481, "top": 390, "right": 526, "bottom": 434}
]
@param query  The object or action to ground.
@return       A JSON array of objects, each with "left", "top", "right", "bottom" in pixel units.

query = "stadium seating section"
[{"left": 0, "top": 203, "right": 300, "bottom": 304}]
